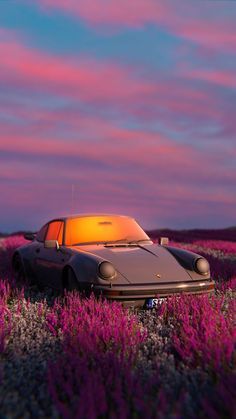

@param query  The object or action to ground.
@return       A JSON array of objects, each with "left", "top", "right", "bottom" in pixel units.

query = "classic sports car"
[{"left": 12, "top": 214, "right": 215, "bottom": 308}]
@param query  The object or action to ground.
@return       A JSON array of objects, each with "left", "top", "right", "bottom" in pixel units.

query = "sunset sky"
[{"left": 0, "top": 0, "right": 236, "bottom": 232}]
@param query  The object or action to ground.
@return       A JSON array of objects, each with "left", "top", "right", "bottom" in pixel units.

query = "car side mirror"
[
  {"left": 44, "top": 240, "right": 60, "bottom": 250},
  {"left": 158, "top": 237, "right": 169, "bottom": 246},
  {"left": 24, "top": 233, "right": 35, "bottom": 241}
]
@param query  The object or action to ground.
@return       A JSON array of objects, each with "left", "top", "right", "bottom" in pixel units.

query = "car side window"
[
  {"left": 46, "top": 221, "right": 64, "bottom": 245},
  {"left": 36, "top": 224, "right": 48, "bottom": 242}
]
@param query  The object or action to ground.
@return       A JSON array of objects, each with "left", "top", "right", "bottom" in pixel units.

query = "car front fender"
[{"left": 165, "top": 246, "right": 211, "bottom": 280}]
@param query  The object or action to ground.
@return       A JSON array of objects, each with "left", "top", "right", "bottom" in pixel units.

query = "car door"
[{"left": 34, "top": 220, "right": 69, "bottom": 289}]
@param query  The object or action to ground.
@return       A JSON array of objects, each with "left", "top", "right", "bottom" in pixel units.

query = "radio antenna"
[{"left": 71, "top": 184, "right": 75, "bottom": 214}]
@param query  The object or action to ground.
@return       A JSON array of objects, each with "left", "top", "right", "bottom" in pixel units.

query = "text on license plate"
[{"left": 145, "top": 298, "right": 164, "bottom": 309}]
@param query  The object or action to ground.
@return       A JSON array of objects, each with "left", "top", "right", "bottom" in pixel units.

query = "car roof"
[{"left": 48, "top": 213, "right": 135, "bottom": 223}]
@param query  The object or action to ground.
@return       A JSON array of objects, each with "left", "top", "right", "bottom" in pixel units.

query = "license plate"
[{"left": 145, "top": 298, "right": 164, "bottom": 309}]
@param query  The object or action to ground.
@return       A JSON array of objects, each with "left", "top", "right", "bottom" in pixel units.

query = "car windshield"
[{"left": 64, "top": 215, "right": 151, "bottom": 246}]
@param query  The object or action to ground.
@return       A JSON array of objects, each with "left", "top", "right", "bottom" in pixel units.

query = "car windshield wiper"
[
  {"left": 72, "top": 241, "right": 106, "bottom": 246},
  {"left": 104, "top": 238, "right": 151, "bottom": 246},
  {"left": 104, "top": 237, "right": 130, "bottom": 244},
  {"left": 72, "top": 239, "right": 135, "bottom": 246},
  {"left": 127, "top": 239, "right": 152, "bottom": 244},
  {"left": 72, "top": 239, "right": 152, "bottom": 246}
]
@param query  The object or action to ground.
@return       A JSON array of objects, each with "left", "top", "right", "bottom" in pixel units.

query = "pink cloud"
[
  {"left": 39, "top": 0, "right": 236, "bottom": 52},
  {"left": 0, "top": 30, "right": 225, "bottom": 131},
  {"left": 1, "top": 121, "right": 235, "bottom": 189},
  {"left": 183, "top": 68, "right": 236, "bottom": 89},
  {"left": 175, "top": 21, "right": 236, "bottom": 53},
  {"left": 1, "top": 115, "right": 235, "bottom": 230},
  {"left": 40, "top": 0, "right": 169, "bottom": 28},
  {"left": 1, "top": 28, "right": 235, "bottom": 181},
  {"left": 0, "top": 129, "right": 184, "bottom": 167},
  {"left": 0, "top": 34, "right": 154, "bottom": 106},
  {"left": 1, "top": 155, "right": 235, "bottom": 232}
]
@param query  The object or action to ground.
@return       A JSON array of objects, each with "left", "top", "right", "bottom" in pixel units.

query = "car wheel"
[
  {"left": 65, "top": 267, "right": 79, "bottom": 292},
  {"left": 12, "top": 254, "right": 25, "bottom": 283}
]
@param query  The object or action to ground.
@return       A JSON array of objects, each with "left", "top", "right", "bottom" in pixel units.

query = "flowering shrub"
[
  {"left": 0, "top": 234, "right": 235, "bottom": 417},
  {"left": 0, "top": 280, "right": 11, "bottom": 354},
  {"left": 0, "top": 235, "right": 27, "bottom": 283},
  {"left": 2, "top": 235, "right": 26, "bottom": 263},
  {"left": 46, "top": 293, "right": 148, "bottom": 418},
  {"left": 48, "top": 352, "right": 143, "bottom": 419},
  {"left": 158, "top": 293, "right": 236, "bottom": 371},
  {"left": 217, "top": 276, "right": 236, "bottom": 292},
  {"left": 170, "top": 241, "right": 236, "bottom": 284},
  {"left": 47, "top": 350, "right": 185, "bottom": 419},
  {"left": 192, "top": 240, "right": 236, "bottom": 256},
  {"left": 0, "top": 281, "right": 10, "bottom": 353},
  {"left": 201, "top": 372, "right": 236, "bottom": 419},
  {"left": 170, "top": 240, "right": 236, "bottom": 256},
  {"left": 201, "top": 252, "right": 236, "bottom": 282},
  {"left": 46, "top": 292, "right": 146, "bottom": 361}
]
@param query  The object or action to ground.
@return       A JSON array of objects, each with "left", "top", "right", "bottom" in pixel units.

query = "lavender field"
[{"left": 0, "top": 234, "right": 235, "bottom": 419}]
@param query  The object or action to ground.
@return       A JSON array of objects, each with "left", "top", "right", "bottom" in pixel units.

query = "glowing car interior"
[{"left": 64, "top": 215, "right": 151, "bottom": 246}]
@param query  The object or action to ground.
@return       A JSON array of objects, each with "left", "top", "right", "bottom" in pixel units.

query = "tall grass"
[
  {"left": 46, "top": 293, "right": 147, "bottom": 418},
  {"left": 158, "top": 293, "right": 236, "bottom": 372}
]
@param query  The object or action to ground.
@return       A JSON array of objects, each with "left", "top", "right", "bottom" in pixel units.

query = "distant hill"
[
  {"left": 147, "top": 228, "right": 236, "bottom": 243},
  {"left": 0, "top": 231, "right": 34, "bottom": 238}
]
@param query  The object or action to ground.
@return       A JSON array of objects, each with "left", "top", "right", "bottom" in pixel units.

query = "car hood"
[{"left": 73, "top": 243, "right": 192, "bottom": 284}]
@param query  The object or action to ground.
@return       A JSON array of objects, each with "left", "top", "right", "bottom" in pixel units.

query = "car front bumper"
[{"left": 94, "top": 278, "right": 215, "bottom": 308}]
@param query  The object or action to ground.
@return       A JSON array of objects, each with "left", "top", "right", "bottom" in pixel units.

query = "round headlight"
[
  {"left": 194, "top": 258, "right": 210, "bottom": 275},
  {"left": 98, "top": 261, "right": 116, "bottom": 280}
]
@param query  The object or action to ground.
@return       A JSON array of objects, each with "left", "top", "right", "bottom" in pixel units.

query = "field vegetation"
[{"left": 0, "top": 232, "right": 235, "bottom": 418}]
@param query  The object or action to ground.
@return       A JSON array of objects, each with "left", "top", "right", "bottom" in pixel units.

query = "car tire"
[
  {"left": 63, "top": 267, "right": 91, "bottom": 299},
  {"left": 12, "top": 253, "right": 25, "bottom": 283},
  {"left": 64, "top": 267, "right": 80, "bottom": 292}
]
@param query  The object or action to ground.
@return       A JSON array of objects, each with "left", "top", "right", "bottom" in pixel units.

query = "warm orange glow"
[
  {"left": 64, "top": 215, "right": 150, "bottom": 246},
  {"left": 46, "top": 221, "right": 64, "bottom": 245}
]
